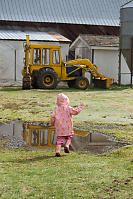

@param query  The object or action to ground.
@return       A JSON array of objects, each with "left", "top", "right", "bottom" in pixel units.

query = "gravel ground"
[{"left": 0, "top": 135, "right": 26, "bottom": 149}]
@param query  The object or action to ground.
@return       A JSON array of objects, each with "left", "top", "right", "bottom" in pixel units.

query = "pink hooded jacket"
[{"left": 50, "top": 93, "right": 84, "bottom": 136}]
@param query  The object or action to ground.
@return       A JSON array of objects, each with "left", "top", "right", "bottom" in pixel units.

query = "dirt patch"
[{"left": 2, "top": 102, "right": 20, "bottom": 110}]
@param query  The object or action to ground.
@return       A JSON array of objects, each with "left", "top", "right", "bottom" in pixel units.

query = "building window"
[
  {"left": 53, "top": 50, "right": 60, "bottom": 64},
  {"left": 33, "top": 48, "right": 41, "bottom": 65},
  {"left": 42, "top": 49, "right": 50, "bottom": 65}
]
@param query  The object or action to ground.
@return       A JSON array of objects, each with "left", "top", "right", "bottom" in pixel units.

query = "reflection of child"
[{"left": 50, "top": 93, "right": 84, "bottom": 157}]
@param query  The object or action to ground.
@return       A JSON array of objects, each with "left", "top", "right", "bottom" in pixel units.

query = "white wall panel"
[
  {"left": 0, "top": 42, "right": 15, "bottom": 80},
  {"left": 94, "top": 49, "right": 119, "bottom": 83}
]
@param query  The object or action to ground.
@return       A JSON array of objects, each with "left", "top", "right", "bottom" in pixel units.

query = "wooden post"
[
  {"left": 91, "top": 49, "right": 94, "bottom": 85},
  {"left": 131, "top": 37, "right": 133, "bottom": 88},
  {"left": 14, "top": 49, "right": 16, "bottom": 81},
  {"left": 118, "top": 49, "right": 122, "bottom": 86}
]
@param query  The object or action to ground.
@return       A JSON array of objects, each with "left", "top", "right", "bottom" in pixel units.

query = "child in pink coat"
[{"left": 50, "top": 93, "right": 84, "bottom": 157}]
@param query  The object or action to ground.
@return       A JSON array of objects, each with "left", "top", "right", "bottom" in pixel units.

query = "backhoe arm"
[{"left": 65, "top": 59, "right": 114, "bottom": 88}]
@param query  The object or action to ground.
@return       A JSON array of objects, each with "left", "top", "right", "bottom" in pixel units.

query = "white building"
[{"left": 70, "top": 34, "right": 130, "bottom": 85}]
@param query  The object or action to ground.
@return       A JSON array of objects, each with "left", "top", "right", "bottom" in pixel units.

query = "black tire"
[
  {"left": 37, "top": 68, "right": 58, "bottom": 89},
  {"left": 67, "top": 80, "right": 76, "bottom": 88},
  {"left": 31, "top": 70, "right": 39, "bottom": 89},
  {"left": 75, "top": 77, "right": 89, "bottom": 90},
  {"left": 22, "top": 77, "right": 31, "bottom": 90}
]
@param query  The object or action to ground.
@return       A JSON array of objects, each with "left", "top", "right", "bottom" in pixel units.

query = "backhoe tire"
[
  {"left": 37, "top": 68, "right": 58, "bottom": 89},
  {"left": 31, "top": 70, "right": 39, "bottom": 89},
  {"left": 67, "top": 80, "right": 76, "bottom": 88},
  {"left": 22, "top": 77, "right": 31, "bottom": 90},
  {"left": 75, "top": 77, "right": 89, "bottom": 90}
]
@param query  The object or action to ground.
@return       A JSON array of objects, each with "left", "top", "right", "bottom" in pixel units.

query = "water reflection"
[
  {"left": 23, "top": 122, "right": 121, "bottom": 154},
  {"left": 23, "top": 123, "right": 56, "bottom": 149},
  {"left": 0, "top": 120, "right": 124, "bottom": 154},
  {"left": 23, "top": 123, "right": 89, "bottom": 149}
]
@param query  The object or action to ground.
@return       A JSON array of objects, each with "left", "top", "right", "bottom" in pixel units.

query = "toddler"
[{"left": 50, "top": 93, "right": 84, "bottom": 157}]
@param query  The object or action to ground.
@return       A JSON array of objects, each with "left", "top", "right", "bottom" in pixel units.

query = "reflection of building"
[{"left": 0, "top": 120, "right": 23, "bottom": 138}]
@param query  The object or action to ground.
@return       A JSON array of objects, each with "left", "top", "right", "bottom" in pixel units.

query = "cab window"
[
  {"left": 42, "top": 49, "right": 50, "bottom": 65},
  {"left": 53, "top": 50, "right": 60, "bottom": 64},
  {"left": 33, "top": 48, "right": 41, "bottom": 65}
]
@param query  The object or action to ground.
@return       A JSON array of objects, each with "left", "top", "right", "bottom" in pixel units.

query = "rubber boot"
[
  {"left": 64, "top": 139, "right": 71, "bottom": 153},
  {"left": 56, "top": 145, "right": 61, "bottom": 157}
]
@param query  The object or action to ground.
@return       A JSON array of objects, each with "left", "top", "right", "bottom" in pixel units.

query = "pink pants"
[
  {"left": 56, "top": 135, "right": 73, "bottom": 145},
  {"left": 56, "top": 135, "right": 73, "bottom": 154}
]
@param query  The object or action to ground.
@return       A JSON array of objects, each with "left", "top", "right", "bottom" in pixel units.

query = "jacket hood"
[{"left": 56, "top": 93, "right": 70, "bottom": 107}]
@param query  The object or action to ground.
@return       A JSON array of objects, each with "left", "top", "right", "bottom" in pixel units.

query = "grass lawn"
[{"left": 0, "top": 86, "right": 133, "bottom": 198}]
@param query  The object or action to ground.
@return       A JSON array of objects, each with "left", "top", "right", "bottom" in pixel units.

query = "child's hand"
[
  {"left": 79, "top": 103, "right": 84, "bottom": 107},
  {"left": 46, "top": 123, "right": 51, "bottom": 127}
]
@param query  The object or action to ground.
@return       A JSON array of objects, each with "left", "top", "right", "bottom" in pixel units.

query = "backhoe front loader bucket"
[{"left": 93, "top": 77, "right": 114, "bottom": 89}]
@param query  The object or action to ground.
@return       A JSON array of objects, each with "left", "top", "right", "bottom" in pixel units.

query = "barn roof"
[
  {"left": 122, "top": 0, "right": 133, "bottom": 7},
  {"left": 80, "top": 35, "right": 119, "bottom": 47},
  {"left": 0, "top": 30, "right": 71, "bottom": 42},
  {"left": 0, "top": 0, "right": 130, "bottom": 26}
]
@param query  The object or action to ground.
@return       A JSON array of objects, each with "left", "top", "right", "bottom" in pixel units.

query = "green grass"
[
  {"left": 0, "top": 86, "right": 133, "bottom": 124},
  {"left": 0, "top": 147, "right": 133, "bottom": 199},
  {"left": 99, "top": 126, "right": 133, "bottom": 142},
  {"left": 0, "top": 86, "right": 133, "bottom": 198}
]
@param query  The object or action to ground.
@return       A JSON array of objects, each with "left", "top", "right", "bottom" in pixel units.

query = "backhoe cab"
[{"left": 22, "top": 35, "right": 114, "bottom": 90}]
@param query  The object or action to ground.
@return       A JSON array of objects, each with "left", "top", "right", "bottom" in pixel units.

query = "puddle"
[{"left": 0, "top": 120, "right": 129, "bottom": 154}]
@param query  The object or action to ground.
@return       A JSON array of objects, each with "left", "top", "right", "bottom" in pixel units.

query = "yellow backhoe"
[{"left": 22, "top": 35, "right": 114, "bottom": 90}]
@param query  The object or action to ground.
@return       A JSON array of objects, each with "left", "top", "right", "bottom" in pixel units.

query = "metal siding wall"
[
  {"left": 94, "top": 48, "right": 130, "bottom": 84},
  {"left": 120, "top": 7, "right": 133, "bottom": 72},
  {"left": 120, "top": 7, "right": 133, "bottom": 49},
  {"left": 0, "top": 42, "right": 15, "bottom": 80},
  {"left": 94, "top": 49, "right": 119, "bottom": 83},
  {"left": 16, "top": 42, "right": 24, "bottom": 81},
  {"left": 121, "top": 53, "right": 131, "bottom": 84}
]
